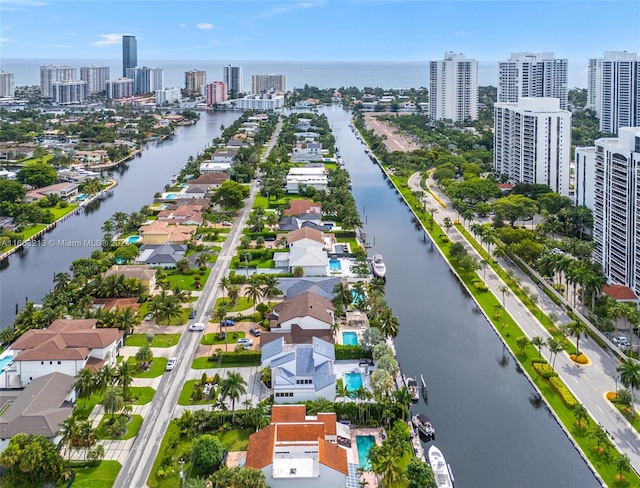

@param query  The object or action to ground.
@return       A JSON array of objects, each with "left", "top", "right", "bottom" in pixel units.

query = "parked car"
[
  {"left": 144, "top": 313, "right": 152, "bottom": 321},
  {"left": 264, "top": 237, "right": 276, "bottom": 242},
  {"left": 166, "top": 357, "right": 177, "bottom": 371},
  {"left": 189, "top": 322, "right": 205, "bottom": 331},
  {"left": 221, "top": 318, "right": 235, "bottom": 327},
  {"left": 250, "top": 328, "right": 261, "bottom": 337},
  {"left": 222, "top": 221, "right": 232, "bottom": 226},
  {"left": 237, "top": 338, "right": 254, "bottom": 345},
  {"left": 613, "top": 336, "right": 630, "bottom": 348}
]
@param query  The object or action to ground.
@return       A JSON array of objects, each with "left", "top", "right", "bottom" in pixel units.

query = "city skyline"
[{"left": 1, "top": 1, "right": 638, "bottom": 63}]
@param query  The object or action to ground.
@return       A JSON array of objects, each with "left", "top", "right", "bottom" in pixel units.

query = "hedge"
[
  {"left": 207, "top": 351, "right": 261, "bottom": 364},
  {"left": 335, "top": 345, "right": 373, "bottom": 360},
  {"left": 549, "top": 376, "right": 578, "bottom": 409},
  {"left": 472, "top": 281, "right": 489, "bottom": 292},
  {"left": 532, "top": 361, "right": 558, "bottom": 379}
]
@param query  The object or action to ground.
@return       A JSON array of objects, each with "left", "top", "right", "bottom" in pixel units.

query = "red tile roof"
[
  {"left": 318, "top": 438, "right": 349, "bottom": 475},
  {"left": 284, "top": 199, "right": 322, "bottom": 216},
  {"left": 317, "top": 413, "right": 337, "bottom": 435},
  {"left": 603, "top": 284, "right": 639, "bottom": 301},
  {"left": 276, "top": 423, "right": 325, "bottom": 442},
  {"left": 245, "top": 425, "right": 275, "bottom": 470},
  {"left": 271, "top": 405, "right": 307, "bottom": 424}
]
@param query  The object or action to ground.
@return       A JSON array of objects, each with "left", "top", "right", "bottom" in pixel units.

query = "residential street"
[
  {"left": 113, "top": 120, "right": 281, "bottom": 488},
  {"left": 407, "top": 171, "right": 640, "bottom": 477}
]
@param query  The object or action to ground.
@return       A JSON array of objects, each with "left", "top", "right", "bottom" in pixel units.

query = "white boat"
[
  {"left": 428, "top": 445, "right": 454, "bottom": 488},
  {"left": 412, "top": 413, "right": 435, "bottom": 438},
  {"left": 406, "top": 377, "right": 419, "bottom": 402},
  {"left": 372, "top": 254, "right": 386, "bottom": 279}
]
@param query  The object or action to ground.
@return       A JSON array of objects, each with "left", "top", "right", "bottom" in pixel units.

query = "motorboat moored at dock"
[
  {"left": 428, "top": 445, "right": 454, "bottom": 488},
  {"left": 412, "top": 413, "right": 435, "bottom": 438}
]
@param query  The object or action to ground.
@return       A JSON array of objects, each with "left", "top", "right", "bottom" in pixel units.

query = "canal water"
[
  {"left": 0, "top": 111, "right": 241, "bottom": 329},
  {"left": 323, "top": 105, "right": 600, "bottom": 488}
]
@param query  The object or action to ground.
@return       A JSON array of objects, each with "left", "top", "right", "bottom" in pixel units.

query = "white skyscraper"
[
  {"left": 125, "top": 67, "right": 164, "bottom": 94},
  {"left": 0, "top": 71, "right": 15, "bottom": 98},
  {"left": 51, "top": 81, "right": 87, "bottom": 104},
  {"left": 105, "top": 78, "right": 134, "bottom": 99},
  {"left": 80, "top": 66, "right": 110, "bottom": 95},
  {"left": 251, "top": 74, "right": 286, "bottom": 94},
  {"left": 429, "top": 52, "right": 478, "bottom": 122},
  {"left": 40, "top": 65, "right": 76, "bottom": 99},
  {"left": 223, "top": 65, "right": 243, "bottom": 96},
  {"left": 587, "top": 51, "right": 640, "bottom": 134},
  {"left": 498, "top": 52, "right": 568, "bottom": 109},
  {"left": 494, "top": 97, "right": 572, "bottom": 196},
  {"left": 592, "top": 127, "right": 640, "bottom": 294}
]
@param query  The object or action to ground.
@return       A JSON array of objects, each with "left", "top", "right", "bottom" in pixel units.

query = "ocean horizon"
[{"left": 1, "top": 58, "right": 589, "bottom": 91}]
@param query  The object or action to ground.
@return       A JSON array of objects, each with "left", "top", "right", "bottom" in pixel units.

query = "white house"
[
  {"left": 245, "top": 405, "right": 349, "bottom": 487},
  {"left": 269, "top": 291, "right": 334, "bottom": 331},
  {"left": 292, "top": 142, "right": 324, "bottom": 162},
  {"left": 1, "top": 319, "right": 123, "bottom": 388},
  {"left": 286, "top": 167, "right": 328, "bottom": 193},
  {"left": 274, "top": 246, "right": 329, "bottom": 277},
  {"left": 200, "top": 162, "right": 231, "bottom": 173},
  {"left": 286, "top": 227, "right": 324, "bottom": 249},
  {"left": 0, "top": 372, "right": 76, "bottom": 454},
  {"left": 261, "top": 336, "right": 336, "bottom": 404},
  {"left": 210, "top": 149, "right": 237, "bottom": 163}
]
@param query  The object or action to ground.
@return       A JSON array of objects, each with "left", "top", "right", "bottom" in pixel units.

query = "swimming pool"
[
  {"left": 344, "top": 372, "right": 363, "bottom": 392},
  {"left": 342, "top": 331, "right": 358, "bottom": 346},
  {"left": 165, "top": 193, "right": 178, "bottom": 199},
  {"left": 351, "top": 289, "right": 366, "bottom": 304},
  {"left": 126, "top": 235, "right": 141, "bottom": 244},
  {"left": 329, "top": 259, "right": 341, "bottom": 271},
  {"left": 0, "top": 354, "right": 15, "bottom": 371},
  {"left": 356, "top": 435, "right": 376, "bottom": 470}
]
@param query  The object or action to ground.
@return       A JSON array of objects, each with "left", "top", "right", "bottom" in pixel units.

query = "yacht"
[
  {"left": 372, "top": 254, "right": 386, "bottom": 279},
  {"left": 428, "top": 445, "right": 454, "bottom": 488}
]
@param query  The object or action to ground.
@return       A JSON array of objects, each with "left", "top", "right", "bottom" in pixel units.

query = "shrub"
[
  {"left": 472, "top": 281, "right": 489, "bottom": 292},
  {"left": 207, "top": 350, "right": 261, "bottom": 365},
  {"left": 549, "top": 376, "right": 577, "bottom": 409},
  {"left": 335, "top": 345, "right": 373, "bottom": 360},
  {"left": 532, "top": 361, "right": 556, "bottom": 378},
  {"left": 606, "top": 391, "right": 617, "bottom": 402},
  {"left": 570, "top": 353, "right": 589, "bottom": 365}
]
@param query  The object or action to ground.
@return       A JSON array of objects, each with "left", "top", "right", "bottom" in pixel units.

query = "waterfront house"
[
  {"left": 261, "top": 337, "right": 336, "bottom": 404},
  {"left": 283, "top": 199, "right": 322, "bottom": 217},
  {"left": 200, "top": 162, "right": 231, "bottom": 174},
  {"left": 260, "top": 324, "right": 334, "bottom": 348},
  {"left": 245, "top": 404, "right": 348, "bottom": 486},
  {"left": 182, "top": 184, "right": 212, "bottom": 199},
  {"left": 0, "top": 372, "right": 76, "bottom": 454},
  {"left": 187, "top": 173, "right": 229, "bottom": 188},
  {"left": 286, "top": 167, "right": 328, "bottom": 193},
  {"left": 276, "top": 277, "right": 341, "bottom": 301},
  {"left": 278, "top": 214, "right": 325, "bottom": 232},
  {"left": 103, "top": 264, "right": 157, "bottom": 294},
  {"left": 286, "top": 227, "right": 324, "bottom": 249},
  {"left": 157, "top": 204, "right": 204, "bottom": 225},
  {"left": 135, "top": 243, "right": 187, "bottom": 268},
  {"left": 292, "top": 142, "right": 324, "bottom": 162},
  {"left": 138, "top": 221, "right": 197, "bottom": 245},
  {"left": 269, "top": 291, "right": 335, "bottom": 332},
  {"left": 1, "top": 319, "right": 122, "bottom": 388},
  {"left": 210, "top": 149, "right": 237, "bottom": 163},
  {"left": 22, "top": 182, "right": 79, "bottom": 202},
  {"left": 274, "top": 246, "right": 329, "bottom": 277}
]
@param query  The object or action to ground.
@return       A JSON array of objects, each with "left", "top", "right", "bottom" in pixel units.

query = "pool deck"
[{"left": 350, "top": 427, "right": 384, "bottom": 487}]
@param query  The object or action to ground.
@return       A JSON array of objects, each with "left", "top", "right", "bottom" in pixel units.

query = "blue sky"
[{"left": 1, "top": 0, "right": 638, "bottom": 62}]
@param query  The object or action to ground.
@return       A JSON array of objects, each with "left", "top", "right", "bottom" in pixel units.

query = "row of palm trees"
[
  {"left": 217, "top": 274, "right": 280, "bottom": 315},
  {"left": 75, "top": 362, "right": 134, "bottom": 407}
]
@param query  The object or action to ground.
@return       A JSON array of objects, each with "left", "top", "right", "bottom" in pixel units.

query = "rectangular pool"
[
  {"left": 344, "top": 372, "right": 363, "bottom": 392},
  {"left": 356, "top": 435, "right": 376, "bottom": 470},
  {"left": 329, "top": 259, "right": 341, "bottom": 271},
  {"left": 342, "top": 331, "right": 358, "bottom": 346}
]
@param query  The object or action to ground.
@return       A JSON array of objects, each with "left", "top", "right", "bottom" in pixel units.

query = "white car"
[
  {"left": 189, "top": 322, "right": 205, "bottom": 331},
  {"left": 166, "top": 357, "right": 177, "bottom": 371},
  {"left": 613, "top": 336, "right": 630, "bottom": 348},
  {"left": 237, "top": 338, "right": 254, "bottom": 345}
]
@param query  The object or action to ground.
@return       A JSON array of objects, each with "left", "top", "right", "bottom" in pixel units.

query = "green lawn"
[
  {"left": 191, "top": 356, "right": 260, "bottom": 369},
  {"left": 71, "top": 460, "right": 122, "bottom": 488},
  {"left": 74, "top": 392, "right": 105, "bottom": 420},
  {"left": 126, "top": 333, "right": 181, "bottom": 347},
  {"left": 96, "top": 414, "right": 143, "bottom": 440},
  {"left": 214, "top": 296, "right": 252, "bottom": 312},
  {"left": 49, "top": 203, "right": 80, "bottom": 220},
  {"left": 218, "top": 428, "right": 252, "bottom": 451},
  {"left": 201, "top": 331, "right": 246, "bottom": 345},
  {"left": 127, "top": 356, "right": 169, "bottom": 378},
  {"left": 165, "top": 268, "right": 211, "bottom": 290},
  {"left": 129, "top": 386, "right": 156, "bottom": 405},
  {"left": 147, "top": 421, "right": 190, "bottom": 488},
  {"left": 178, "top": 379, "right": 217, "bottom": 405}
]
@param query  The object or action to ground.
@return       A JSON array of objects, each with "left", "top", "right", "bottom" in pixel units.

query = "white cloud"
[
  {"left": 0, "top": 38, "right": 10, "bottom": 43},
  {"left": 250, "top": 1, "right": 324, "bottom": 21},
  {"left": 196, "top": 22, "right": 215, "bottom": 30},
  {"left": 0, "top": 0, "right": 46, "bottom": 11},
  {"left": 49, "top": 44, "right": 71, "bottom": 49},
  {"left": 178, "top": 23, "right": 187, "bottom": 28},
  {"left": 91, "top": 33, "right": 125, "bottom": 47},
  {"left": 454, "top": 30, "right": 468, "bottom": 37}
]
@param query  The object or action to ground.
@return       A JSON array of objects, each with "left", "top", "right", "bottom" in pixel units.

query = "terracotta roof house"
[
  {"left": 245, "top": 405, "right": 349, "bottom": 487},
  {"left": 1, "top": 319, "right": 123, "bottom": 388},
  {"left": 139, "top": 221, "right": 198, "bottom": 245},
  {"left": 260, "top": 324, "right": 334, "bottom": 348},
  {"left": 0, "top": 372, "right": 76, "bottom": 454},
  {"left": 187, "top": 173, "right": 230, "bottom": 187},
  {"left": 157, "top": 204, "right": 204, "bottom": 225},
  {"left": 261, "top": 336, "right": 336, "bottom": 404},
  {"left": 91, "top": 297, "right": 140, "bottom": 313},
  {"left": 103, "top": 264, "right": 157, "bottom": 294},
  {"left": 283, "top": 199, "right": 322, "bottom": 217},
  {"left": 602, "top": 284, "right": 639, "bottom": 303},
  {"left": 269, "top": 291, "right": 335, "bottom": 331},
  {"left": 286, "top": 228, "right": 324, "bottom": 248},
  {"left": 22, "top": 182, "right": 79, "bottom": 203}
]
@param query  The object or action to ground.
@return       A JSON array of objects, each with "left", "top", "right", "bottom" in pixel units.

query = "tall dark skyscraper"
[{"left": 122, "top": 35, "right": 137, "bottom": 77}]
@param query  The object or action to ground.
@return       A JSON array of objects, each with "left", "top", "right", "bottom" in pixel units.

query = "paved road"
[
  {"left": 407, "top": 172, "right": 640, "bottom": 476},
  {"left": 114, "top": 119, "right": 282, "bottom": 488}
]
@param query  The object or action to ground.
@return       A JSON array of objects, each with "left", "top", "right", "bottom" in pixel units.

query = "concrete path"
[{"left": 407, "top": 171, "right": 640, "bottom": 475}]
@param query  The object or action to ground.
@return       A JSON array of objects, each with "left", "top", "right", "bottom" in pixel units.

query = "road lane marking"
[
  {"left": 573, "top": 377, "right": 580, "bottom": 384},
  {"left": 627, "top": 441, "right": 637, "bottom": 453},
  {"left": 597, "top": 405, "right": 604, "bottom": 414},
  {"left": 593, "top": 386, "right": 598, "bottom": 392}
]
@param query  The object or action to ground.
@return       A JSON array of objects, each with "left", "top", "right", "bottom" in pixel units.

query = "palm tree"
[
  {"left": 371, "top": 451, "right": 408, "bottom": 487},
  {"left": 567, "top": 320, "right": 588, "bottom": 356},
  {"left": 443, "top": 217, "right": 452, "bottom": 234},
  {"left": 116, "top": 361, "right": 133, "bottom": 401},
  {"left": 217, "top": 276, "right": 232, "bottom": 303},
  {"left": 244, "top": 278, "right": 263, "bottom": 317},
  {"left": 53, "top": 272, "right": 71, "bottom": 292},
  {"left": 547, "top": 338, "right": 564, "bottom": 368},
  {"left": 617, "top": 359, "right": 640, "bottom": 418},
  {"left": 103, "top": 385, "right": 125, "bottom": 418},
  {"left": 78, "top": 420, "right": 96, "bottom": 461},
  {"left": 393, "top": 387, "right": 412, "bottom": 421},
  {"left": 220, "top": 371, "right": 247, "bottom": 425},
  {"left": 378, "top": 306, "right": 399, "bottom": 338},
  {"left": 95, "top": 365, "right": 116, "bottom": 393},
  {"left": 308, "top": 397, "right": 334, "bottom": 415},
  {"left": 57, "top": 416, "right": 80, "bottom": 460},
  {"left": 135, "top": 344, "right": 153, "bottom": 371},
  {"left": 213, "top": 303, "right": 230, "bottom": 351},
  {"left": 531, "top": 336, "right": 545, "bottom": 358},
  {"left": 260, "top": 275, "right": 280, "bottom": 306},
  {"left": 227, "top": 284, "right": 241, "bottom": 306},
  {"left": 498, "top": 285, "right": 510, "bottom": 310},
  {"left": 75, "top": 368, "right": 95, "bottom": 406},
  {"left": 332, "top": 281, "right": 352, "bottom": 316}
]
